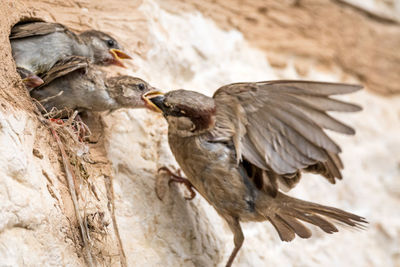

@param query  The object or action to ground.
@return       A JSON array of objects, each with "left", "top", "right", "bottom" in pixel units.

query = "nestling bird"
[
  {"left": 10, "top": 21, "right": 132, "bottom": 90},
  {"left": 144, "top": 81, "right": 367, "bottom": 267},
  {"left": 31, "top": 55, "right": 161, "bottom": 116}
]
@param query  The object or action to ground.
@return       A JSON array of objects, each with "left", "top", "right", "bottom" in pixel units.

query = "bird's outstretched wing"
[
  {"left": 10, "top": 22, "right": 68, "bottom": 39},
  {"left": 39, "top": 55, "right": 89, "bottom": 87},
  {"left": 212, "top": 80, "right": 362, "bottom": 191}
]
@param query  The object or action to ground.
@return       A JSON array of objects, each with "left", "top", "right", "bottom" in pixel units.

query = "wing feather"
[
  {"left": 10, "top": 22, "right": 67, "bottom": 39},
  {"left": 267, "top": 93, "right": 356, "bottom": 134},
  {"left": 38, "top": 56, "right": 89, "bottom": 88},
  {"left": 294, "top": 95, "right": 362, "bottom": 112},
  {"left": 213, "top": 80, "right": 361, "bottom": 190},
  {"left": 265, "top": 102, "right": 341, "bottom": 153}
]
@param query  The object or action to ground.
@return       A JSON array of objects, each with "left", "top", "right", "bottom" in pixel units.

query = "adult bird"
[
  {"left": 144, "top": 81, "right": 367, "bottom": 267},
  {"left": 10, "top": 21, "right": 131, "bottom": 90}
]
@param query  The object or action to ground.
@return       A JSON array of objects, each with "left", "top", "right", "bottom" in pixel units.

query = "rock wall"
[
  {"left": 160, "top": 0, "right": 400, "bottom": 95},
  {"left": 0, "top": 0, "right": 399, "bottom": 266}
]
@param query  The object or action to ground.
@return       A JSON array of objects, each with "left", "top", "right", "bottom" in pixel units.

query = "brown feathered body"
[
  {"left": 10, "top": 21, "right": 128, "bottom": 82},
  {"left": 31, "top": 56, "right": 155, "bottom": 116},
  {"left": 149, "top": 81, "right": 367, "bottom": 267}
]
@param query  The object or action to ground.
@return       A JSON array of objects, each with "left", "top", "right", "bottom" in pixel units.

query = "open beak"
[
  {"left": 109, "top": 49, "right": 132, "bottom": 68},
  {"left": 142, "top": 90, "right": 165, "bottom": 113}
]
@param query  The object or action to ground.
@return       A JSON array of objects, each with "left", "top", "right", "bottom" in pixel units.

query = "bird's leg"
[
  {"left": 224, "top": 216, "right": 244, "bottom": 267},
  {"left": 158, "top": 166, "right": 196, "bottom": 200}
]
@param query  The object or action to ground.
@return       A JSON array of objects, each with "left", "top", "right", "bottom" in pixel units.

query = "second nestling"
[{"left": 30, "top": 55, "right": 162, "bottom": 118}]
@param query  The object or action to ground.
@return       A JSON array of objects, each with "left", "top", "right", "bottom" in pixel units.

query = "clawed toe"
[{"left": 158, "top": 166, "right": 196, "bottom": 200}]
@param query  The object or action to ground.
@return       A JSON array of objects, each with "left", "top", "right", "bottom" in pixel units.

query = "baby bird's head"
[
  {"left": 107, "top": 76, "right": 162, "bottom": 109},
  {"left": 80, "top": 30, "right": 132, "bottom": 67}
]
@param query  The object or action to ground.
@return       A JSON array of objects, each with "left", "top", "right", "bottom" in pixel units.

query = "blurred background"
[{"left": 0, "top": 0, "right": 399, "bottom": 266}]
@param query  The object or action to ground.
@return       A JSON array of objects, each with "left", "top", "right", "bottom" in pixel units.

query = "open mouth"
[
  {"left": 142, "top": 90, "right": 165, "bottom": 113},
  {"left": 109, "top": 49, "right": 132, "bottom": 68}
]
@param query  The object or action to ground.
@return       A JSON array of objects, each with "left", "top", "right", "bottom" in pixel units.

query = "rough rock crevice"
[{"left": 0, "top": 0, "right": 399, "bottom": 266}]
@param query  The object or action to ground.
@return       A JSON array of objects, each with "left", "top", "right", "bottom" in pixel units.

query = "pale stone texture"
[
  {"left": 0, "top": 109, "right": 85, "bottom": 266},
  {"left": 159, "top": 0, "right": 400, "bottom": 95},
  {"left": 342, "top": 0, "right": 400, "bottom": 22},
  {"left": 0, "top": 0, "right": 399, "bottom": 266}
]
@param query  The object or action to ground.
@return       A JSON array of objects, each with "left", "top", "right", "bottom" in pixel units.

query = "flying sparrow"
[{"left": 145, "top": 80, "right": 367, "bottom": 267}]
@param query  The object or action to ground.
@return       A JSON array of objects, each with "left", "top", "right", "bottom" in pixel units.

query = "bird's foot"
[{"left": 158, "top": 166, "right": 196, "bottom": 200}]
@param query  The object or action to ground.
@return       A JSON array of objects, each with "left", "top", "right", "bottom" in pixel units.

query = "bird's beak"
[
  {"left": 143, "top": 90, "right": 165, "bottom": 113},
  {"left": 109, "top": 49, "right": 132, "bottom": 68},
  {"left": 23, "top": 75, "right": 44, "bottom": 90}
]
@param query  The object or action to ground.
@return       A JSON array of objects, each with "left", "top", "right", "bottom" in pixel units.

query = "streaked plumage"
[
  {"left": 10, "top": 21, "right": 131, "bottom": 89},
  {"left": 31, "top": 56, "right": 157, "bottom": 116},
  {"left": 146, "top": 81, "right": 367, "bottom": 267}
]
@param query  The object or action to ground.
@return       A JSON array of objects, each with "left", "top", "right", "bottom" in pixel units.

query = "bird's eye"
[
  {"left": 107, "top": 39, "right": 115, "bottom": 47},
  {"left": 138, "top": 83, "right": 145, "bottom": 91}
]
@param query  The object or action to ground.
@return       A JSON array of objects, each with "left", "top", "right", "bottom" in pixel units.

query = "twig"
[
  {"left": 32, "top": 97, "right": 94, "bottom": 264},
  {"left": 105, "top": 175, "right": 127, "bottom": 267},
  {"left": 39, "top": 90, "right": 64, "bottom": 103},
  {"left": 50, "top": 125, "right": 94, "bottom": 267}
]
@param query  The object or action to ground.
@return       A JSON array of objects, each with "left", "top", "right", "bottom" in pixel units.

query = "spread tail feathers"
[{"left": 258, "top": 192, "right": 367, "bottom": 241}]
